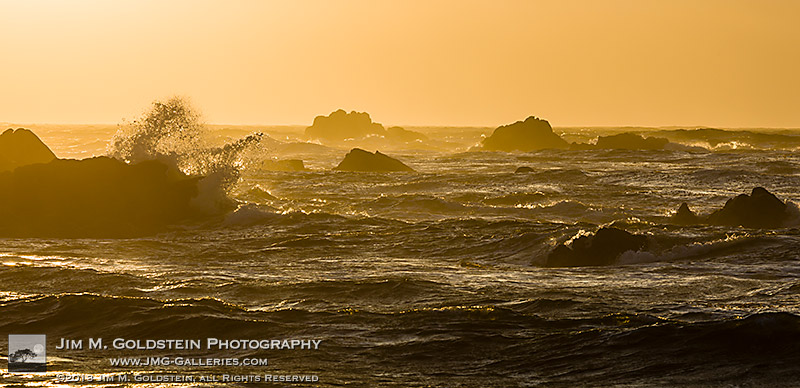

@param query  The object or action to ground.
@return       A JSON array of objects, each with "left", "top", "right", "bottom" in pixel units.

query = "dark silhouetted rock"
[
  {"left": 594, "top": 133, "right": 670, "bottom": 150},
  {"left": 334, "top": 148, "right": 414, "bottom": 172},
  {"left": 515, "top": 166, "right": 534, "bottom": 173},
  {"left": 386, "top": 126, "right": 427, "bottom": 143},
  {"left": 670, "top": 203, "right": 700, "bottom": 225},
  {"left": 0, "top": 157, "right": 200, "bottom": 237},
  {"left": 707, "top": 187, "right": 789, "bottom": 228},
  {"left": 260, "top": 159, "right": 306, "bottom": 171},
  {"left": 546, "top": 227, "right": 648, "bottom": 267},
  {"left": 306, "top": 109, "right": 384, "bottom": 141},
  {"left": 0, "top": 128, "right": 57, "bottom": 172},
  {"left": 304, "top": 110, "right": 426, "bottom": 146},
  {"left": 481, "top": 117, "right": 569, "bottom": 152}
]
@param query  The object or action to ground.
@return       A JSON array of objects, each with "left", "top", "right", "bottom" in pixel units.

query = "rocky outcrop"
[
  {"left": 670, "top": 203, "right": 700, "bottom": 225},
  {"left": 304, "top": 110, "right": 426, "bottom": 145},
  {"left": 669, "top": 188, "right": 794, "bottom": 228},
  {"left": 386, "top": 126, "right": 427, "bottom": 143},
  {"left": 481, "top": 117, "right": 569, "bottom": 152},
  {"left": 707, "top": 187, "right": 790, "bottom": 228},
  {"left": 334, "top": 148, "right": 414, "bottom": 172},
  {"left": 0, "top": 128, "right": 57, "bottom": 172},
  {"left": 0, "top": 157, "right": 200, "bottom": 237},
  {"left": 546, "top": 227, "right": 648, "bottom": 267},
  {"left": 306, "top": 109, "right": 384, "bottom": 142}
]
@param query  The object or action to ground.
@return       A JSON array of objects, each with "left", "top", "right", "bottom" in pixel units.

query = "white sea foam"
[
  {"left": 108, "top": 97, "right": 263, "bottom": 214},
  {"left": 618, "top": 234, "right": 752, "bottom": 265}
]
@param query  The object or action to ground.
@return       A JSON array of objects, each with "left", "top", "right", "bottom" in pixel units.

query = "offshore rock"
[
  {"left": 707, "top": 187, "right": 790, "bottom": 228},
  {"left": 386, "top": 126, "right": 428, "bottom": 143},
  {"left": 305, "top": 109, "right": 385, "bottom": 142},
  {"left": 304, "top": 110, "right": 427, "bottom": 147},
  {"left": 481, "top": 117, "right": 569, "bottom": 152},
  {"left": 0, "top": 128, "right": 57, "bottom": 172},
  {"left": 546, "top": 227, "right": 648, "bottom": 267},
  {"left": 670, "top": 203, "right": 700, "bottom": 225},
  {"left": 0, "top": 157, "right": 200, "bottom": 237},
  {"left": 334, "top": 148, "right": 415, "bottom": 172}
]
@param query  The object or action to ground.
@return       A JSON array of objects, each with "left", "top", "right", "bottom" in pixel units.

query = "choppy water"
[{"left": 2, "top": 126, "right": 800, "bottom": 387}]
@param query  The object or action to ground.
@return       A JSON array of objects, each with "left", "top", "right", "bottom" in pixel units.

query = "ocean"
[{"left": 2, "top": 124, "right": 800, "bottom": 386}]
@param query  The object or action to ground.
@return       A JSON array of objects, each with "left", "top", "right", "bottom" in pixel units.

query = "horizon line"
[{"left": 4, "top": 122, "right": 800, "bottom": 131}]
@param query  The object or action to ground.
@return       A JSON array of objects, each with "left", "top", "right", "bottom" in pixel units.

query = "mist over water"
[{"left": 3, "top": 122, "right": 800, "bottom": 386}]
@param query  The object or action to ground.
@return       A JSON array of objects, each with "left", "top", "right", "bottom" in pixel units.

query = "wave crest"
[{"left": 108, "top": 97, "right": 263, "bottom": 214}]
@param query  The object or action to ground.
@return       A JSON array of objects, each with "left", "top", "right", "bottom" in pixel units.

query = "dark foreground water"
[{"left": 2, "top": 128, "right": 800, "bottom": 387}]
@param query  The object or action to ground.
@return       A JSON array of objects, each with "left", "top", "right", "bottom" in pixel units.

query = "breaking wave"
[
  {"left": 108, "top": 97, "right": 263, "bottom": 214},
  {"left": 653, "top": 128, "right": 800, "bottom": 150}
]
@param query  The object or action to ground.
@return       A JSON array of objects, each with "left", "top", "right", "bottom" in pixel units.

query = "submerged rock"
[
  {"left": 260, "top": 159, "right": 306, "bottom": 171},
  {"left": 707, "top": 187, "right": 790, "bottom": 228},
  {"left": 0, "top": 157, "right": 200, "bottom": 237},
  {"left": 670, "top": 203, "right": 700, "bottom": 225},
  {"left": 0, "top": 128, "right": 57, "bottom": 172},
  {"left": 546, "top": 227, "right": 648, "bottom": 267},
  {"left": 515, "top": 166, "right": 534, "bottom": 173},
  {"left": 334, "top": 148, "right": 415, "bottom": 172},
  {"left": 481, "top": 117, "right": 569, "bottom": 152}
]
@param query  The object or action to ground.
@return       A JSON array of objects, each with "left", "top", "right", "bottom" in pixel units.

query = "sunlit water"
[{"left": 2, "top": 126, "right": 800, "bottom": 387}]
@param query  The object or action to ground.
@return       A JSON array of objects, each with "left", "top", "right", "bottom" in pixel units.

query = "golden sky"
[{"left": 1, "top": 0, "right": 798, "bottom": 127}]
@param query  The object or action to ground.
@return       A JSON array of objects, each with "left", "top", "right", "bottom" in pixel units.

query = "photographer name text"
[{"left": 56, "top": 338, "right": 322, "bottom": 351}]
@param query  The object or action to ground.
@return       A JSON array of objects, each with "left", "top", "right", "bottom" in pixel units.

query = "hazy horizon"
[{"left": 4, "top": 122, "right": 800, "bottom": 131}]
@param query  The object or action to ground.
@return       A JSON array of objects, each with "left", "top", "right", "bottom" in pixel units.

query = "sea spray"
[{"left": 108, "top": 97, "right": 263, "bottom": 214}]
